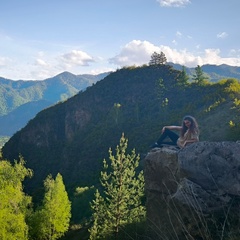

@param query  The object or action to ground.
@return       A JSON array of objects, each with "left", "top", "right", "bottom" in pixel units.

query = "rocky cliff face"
[{"left": 144, "top": 141, "right": 240, "bottom": 240}]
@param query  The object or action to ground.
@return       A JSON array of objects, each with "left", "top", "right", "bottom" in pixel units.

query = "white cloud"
[
  {"left": 35, "top": 59, "right": 48, "bottom": 67},
  {"left": 109, "top": 40, "right": 159, "bottom": 66},
  {"left": 60, "top": 50, "right": 94, "bottom": 66},
  {"left": 229, "top": 49, "right": 240, "bottom": 57},
  {"left": 0, "top": 50, "right": 96, "bottom": 80},
  {"left": 202, "top": 48, "right": 240, "bottom": 66},
  {"left": 108, "top": 40, "right": 240, "bottom": 68},
  {"left": 89, "top": 67, "right": 115, "bottom": 75},
  {"left": 157, "top": 0, "right": 191, "bottom": 7},
  {"left": 176, "top": 31, "right": 182, "bottom": 38},
  {"left": 1, "top": 40, "right": 240, "bottom": 81},
  {"left": 109, "top": 40, "right": 198, "bottom": 67},
  {"left": 217, "top": 32, "right": 228, "bottom": 39},
  {"left": 30, "top": 68, "right": 55, "bottom": 80},
  {"left": 0, "top": 56, "right": 12, "bottom": 68},
  {"left": 0, "top": 33, "right": 13, "bottom": 41}
]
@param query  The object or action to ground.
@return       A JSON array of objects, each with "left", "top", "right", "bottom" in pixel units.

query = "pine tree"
[
  {"left": 0, "top": 157, "right": 32, "bottom": 240},
  {"left": 89, "top": 190, "right": 106, "bottom": 240},
  {"left": 29, "top": 173, "right": 71, "bottom": 240},
  {"left": 192, "top": 65, "right": 208, "bottom": 85},
  {"left": 89, "top": 134, "right": 145, "bottom": 240},
  {"left": 177, "top": 66, "right": 189, "bottom": 87},
  {"left": 149, "top": 51, "right": 167, "bottom": 66}
]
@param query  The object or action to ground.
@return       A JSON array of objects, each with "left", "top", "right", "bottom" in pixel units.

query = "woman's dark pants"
[{"left": 157, "top": 128, "right": 179, "bottom": 146}]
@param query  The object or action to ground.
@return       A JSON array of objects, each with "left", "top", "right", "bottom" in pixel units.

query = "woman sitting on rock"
[{"left": 151, "top": 115, "right": 199, "bottom": 149}]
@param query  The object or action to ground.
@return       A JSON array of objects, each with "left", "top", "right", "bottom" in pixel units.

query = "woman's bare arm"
[
  {"left": 183, "top": 138, "right": 198, "bottom": 147},
  {"left": 162, "top": 126, "right": 182, "bottom": 133}
]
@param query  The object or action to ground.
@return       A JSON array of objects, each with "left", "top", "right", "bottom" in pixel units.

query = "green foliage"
[
  {"left": 0, "top": 73, "right": 108, "bottom": 138},
  {"left": 222, "top": 78, "right": 240, "bottom": 95},
  {"left": 192, "top": 65, "right": 209, "bottom": 85},
  {"left": 29, "top": 173, "right": 71, "bottom": 240},
  {"left": 0, "top": 156, "right": 32, "bottom": 240},
  {"left": 113, "top": 103, "right": 122, "bottom": 125},
  {"left": 0, "top": 73, "right": 107, "bottom": 117},
  {"left": 227, "top": 95, "right": 240, "bottom": 140},
  {"left": 155, "top": 78, "right": 165, "bottom": 100},
  {"left": 71, "top": 186, "right": 95, "bottom": 224},
  {"left": 176, "top": 66, "right": 189, "bottom": 87},
  {"left": 2, "top": 65, "right": 240, "bottom": 233},
  {"left": 0, "top": 135, "right": 10, "bottom": 148},
  {"left": 89, "top": 134, "right": 146, "bottom": 240},
  {"left": 228, "top": 120, "right": 240, "bottom": 141},
  {"left": 149, "top": 51, "right": 167, "bottom": 66}
]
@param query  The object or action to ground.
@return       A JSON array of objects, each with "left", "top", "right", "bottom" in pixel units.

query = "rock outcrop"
[{"left": 144, "top": 141, "right": 240, "bottom": 240}]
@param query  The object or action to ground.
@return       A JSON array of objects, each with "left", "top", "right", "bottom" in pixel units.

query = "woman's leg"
[{"left": 157, "top": 129, "right": 179, "bottom": 145}]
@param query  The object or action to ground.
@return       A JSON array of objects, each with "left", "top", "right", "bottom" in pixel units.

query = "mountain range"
[
  {"left": 168, "top": 63, "right": 240, "bottom": 81},
  {"left": 1, "top": 63, "right": 239, "bottom": 240},
  {"left": 0, "top": 71, "right": 109, "bottom": 137},
  {"left": 0, "top": 64, "right": 240, "bottom": 140},
  {"left": 2, "top": 64, "right": 240, "bottom": 202}
]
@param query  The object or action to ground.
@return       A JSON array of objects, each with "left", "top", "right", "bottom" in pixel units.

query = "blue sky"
[{"left": 0, "top": 0, "right": 240, "bottom": 80}]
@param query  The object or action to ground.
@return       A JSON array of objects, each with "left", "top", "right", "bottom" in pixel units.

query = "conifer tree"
[
  {"left": 89, "top": 134, "right": 145, "bottom": 240},
  {"left": 29, "top": 173, "right": 71, "bottom": 240},
  {"left": 0, "top": 157, "right": 32, "bottom": 240},
  {"left": 177, "top": 66, "right": 189, "bottom": 87},
  {"left": 149, "top": 51, "right": 167, "bottom": 65},
  {"left": 89, "top": 189, "right": 106, "bottom": 240},
  {"left": 192, "top": 65, "right": 208, "bottom": 85}
]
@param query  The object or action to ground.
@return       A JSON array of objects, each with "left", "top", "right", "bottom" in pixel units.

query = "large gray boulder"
[{"left": 144, "top": 141, "right": 240, "bottom": 240}]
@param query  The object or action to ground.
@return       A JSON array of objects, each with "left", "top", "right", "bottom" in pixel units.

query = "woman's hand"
[
  {"left": 161, "top": 127, "right": 166, "bottom": 133},
  {"left": 183, "top": 139, "right": 198, "bottom": 147}
]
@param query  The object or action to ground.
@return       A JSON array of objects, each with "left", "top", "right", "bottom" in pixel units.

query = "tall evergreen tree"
[
  {"left": 89, "top": 134, "right": 145, "bottom": 240},
  {"left": 0, "top": 157, "right": 32, "bottom": 240},
  {"left": 149, "top": 51, "right": 167, "bottom": 66},
  {"left": 177, "top": 66, "right": 189, "bottom": 87},
  {"left": 29, "top": 173, "right": 71, "bottom": 240},
  {"left": 192, "top": 65, "right": 208, "bottom": 85}
]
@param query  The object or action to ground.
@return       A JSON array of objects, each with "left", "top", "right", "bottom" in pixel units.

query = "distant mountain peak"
[{"left": 55, "top": 71, "right": 76, "bottom": 77}]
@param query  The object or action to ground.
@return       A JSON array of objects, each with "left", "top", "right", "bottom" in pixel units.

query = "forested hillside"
[
  {"left": 0, "top": 71, "right": 108, "bottom": 137},
  {"left": 2, "top": 65, "right": 240, "bottom": 198},
  {"left": 1, "top": 64, "right": 239, "bottom": 139},
  {"left": 168, "top": 63, "right": 240, "bottom": 82}
]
